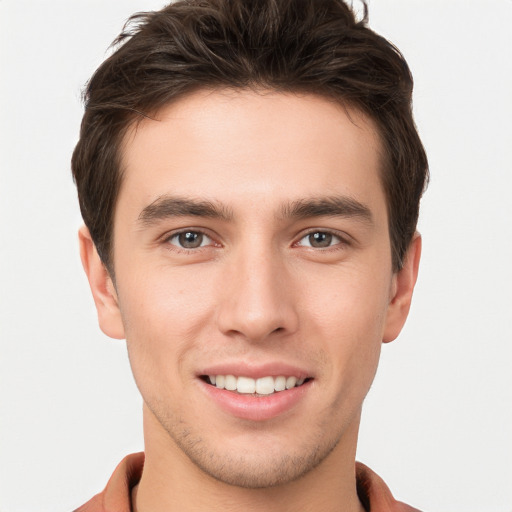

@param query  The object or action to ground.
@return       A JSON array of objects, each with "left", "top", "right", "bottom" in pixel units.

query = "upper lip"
[{"left": 198, "top": 361, "right": 313, "bottom": 380}]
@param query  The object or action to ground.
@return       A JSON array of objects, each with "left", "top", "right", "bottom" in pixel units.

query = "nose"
[{"left": 216, "top": 246, "right": 299, "bottom": 343}]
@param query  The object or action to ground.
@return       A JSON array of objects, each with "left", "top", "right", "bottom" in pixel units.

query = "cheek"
[
  {"left": 116, "top": 269, "right": 216, "bottom": 391},
  {"left": 306, "top": 263, "right": 391, "bottom": 338},
  {"left": 120, "top": 263, "right": 216, "bottom": 332},
  {"left": 305, "top": 267, "right": 390, "bottom": 391}
]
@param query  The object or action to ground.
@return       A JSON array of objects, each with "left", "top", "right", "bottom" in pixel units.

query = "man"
[{"left": 72, "top": 0, "right": 428, "bottom": 510}]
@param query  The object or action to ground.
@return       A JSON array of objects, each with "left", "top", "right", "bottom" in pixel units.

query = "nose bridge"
[{"left": 217, "top": 238, "right": 297, "bottom": 341}]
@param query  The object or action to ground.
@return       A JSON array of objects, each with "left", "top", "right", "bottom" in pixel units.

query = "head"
[
  {"left": 74, "top": 0, "right": 428, "bottom": 492},
  {"left": 72, "top": 0, "right": 428, "bottom": 275}
]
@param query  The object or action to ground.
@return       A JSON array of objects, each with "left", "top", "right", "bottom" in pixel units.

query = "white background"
[{"left": 1, "top": 1, "right": 511, "bottom": 511}]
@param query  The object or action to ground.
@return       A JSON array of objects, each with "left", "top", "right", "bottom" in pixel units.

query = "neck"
[{"left": 132, "top": 406, "right": 365, "bottom": 512}]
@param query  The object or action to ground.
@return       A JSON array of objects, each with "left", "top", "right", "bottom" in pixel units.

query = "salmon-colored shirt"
[{"left": 74, "top": 453, "right": 421, "bottom": 512}]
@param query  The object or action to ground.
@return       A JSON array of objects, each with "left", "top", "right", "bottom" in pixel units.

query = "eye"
[
  {"left": 168, "top": 230, "right": 213, "bottom": 249},
  {"left": 297, "top": 231, "right": 343, "bottom": 249}
]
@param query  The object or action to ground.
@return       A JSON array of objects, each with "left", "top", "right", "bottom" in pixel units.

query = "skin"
[{"left": 80, "top": 89, "right": 421, "bottom": 512}]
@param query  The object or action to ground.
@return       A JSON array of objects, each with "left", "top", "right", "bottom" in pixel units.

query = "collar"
[{"left": 75, "top": 453, "right": 421, "bottom": 512}]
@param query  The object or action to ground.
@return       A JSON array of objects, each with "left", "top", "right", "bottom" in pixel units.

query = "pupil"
[
  {"left": 310, "top": 232, "right": 332, "bottom": 248},
  {"left": 179, "top": 232, "right": 202, "bottom": 248}
]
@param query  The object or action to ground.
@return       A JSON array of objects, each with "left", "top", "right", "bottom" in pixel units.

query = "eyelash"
[
  {"left": 164, "top": 229, "right": 218, "bottom": 253},
  {"left": 294, "top": 229, "right": 349, "bottom": 251},
  {"left": 162, "top": 228, "right": 349, "bottom": 253}
]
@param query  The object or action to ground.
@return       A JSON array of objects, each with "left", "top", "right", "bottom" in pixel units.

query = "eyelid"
[
  {"left": 158, "top": 226, "right": 351, "bottom": 251},
  {"left": 294, "top": 228, "right": 351, "bottom": 248},
  {"left": 162, "top": 227, "right": 220, "bottom": 250}
]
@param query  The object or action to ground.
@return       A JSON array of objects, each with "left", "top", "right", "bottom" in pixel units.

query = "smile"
[{"left": 204, "top": 375, "right": 309, "bottom": 395}]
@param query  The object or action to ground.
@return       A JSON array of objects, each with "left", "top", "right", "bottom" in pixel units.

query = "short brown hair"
[{"left": 72, "top": 0, "right": 428, "bottom": 272}]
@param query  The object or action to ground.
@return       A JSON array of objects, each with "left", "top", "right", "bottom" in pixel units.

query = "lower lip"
[{"left": 199, "top": 379, "right": 311, "bottom": 421}]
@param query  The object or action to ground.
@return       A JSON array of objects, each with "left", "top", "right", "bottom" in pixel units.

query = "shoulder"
[
  {"left": 74, "top": 453, "right": 144, "bottom": 512},
  {"left": 356, "top": 462, "right": 422, "bottom": 512}
]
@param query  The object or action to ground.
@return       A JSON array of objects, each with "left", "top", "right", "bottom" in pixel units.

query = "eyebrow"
[
  {"left": 279, "top": 196, "right": 373, "bottom": 224},
  {"left": 137, "top": 194, "right": 373, "bottom": 226},
  {"left": 138, "top": 195, "right": 233, "bottom": 225}
]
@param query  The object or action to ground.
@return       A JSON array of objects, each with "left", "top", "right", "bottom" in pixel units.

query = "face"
[{"left": 82, "top": 89, "right": 419, "bottom": 488}]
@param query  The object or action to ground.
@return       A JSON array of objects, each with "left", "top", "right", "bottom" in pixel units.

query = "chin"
[
  {"left": 165, "top": 415, "right": 344, "bottom": 489},
  {"left": 186, "top": 444, "right": 339, "bottom": 489}
]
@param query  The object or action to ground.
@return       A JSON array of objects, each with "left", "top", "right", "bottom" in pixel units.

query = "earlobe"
[
  {"left": 382, "top": 233, "right": 422, "bottom": 343},
  {"left": 78, "top": 225, "right": 125, "bottom": 340}
]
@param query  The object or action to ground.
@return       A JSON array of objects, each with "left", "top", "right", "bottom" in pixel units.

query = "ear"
[
  {"left": 78, "top": 225, "right": 125, "bottom": 339},
  {"left": 382, "top": 233, "right": 422, "bottom": 343}
]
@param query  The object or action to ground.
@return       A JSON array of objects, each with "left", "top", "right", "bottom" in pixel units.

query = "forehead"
[{"left": 118, "top": 89, "right": 386, "bottom": 223}]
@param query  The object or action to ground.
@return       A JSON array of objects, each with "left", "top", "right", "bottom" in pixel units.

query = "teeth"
[
  {"left": 274, "top": 376, "right": 286, "bottom": 391},
  {"left": 225, "top": 375, "right": 237, "bottom": 391},
  {"left": 285, "top": 376, "right": 297, "bottom": 389},
  {"left": 215, "top": 375, "right": 225, "bottom": 389},
  {"left": 256, "top": 376, "right": 275, "bottom": 395},
  {"left": 207, "top": 375, "right": 308, "bottom": 394},
  {"left": 237, "top": 376, "right": 256, "bottom": 394}
]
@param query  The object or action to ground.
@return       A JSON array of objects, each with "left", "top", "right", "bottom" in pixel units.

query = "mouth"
[
  {"left": 200, "top": 374, "right": 312, "bottom": 396},
  {"left": 198, "top": 368, "right": 314, "bottom": 421}
]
